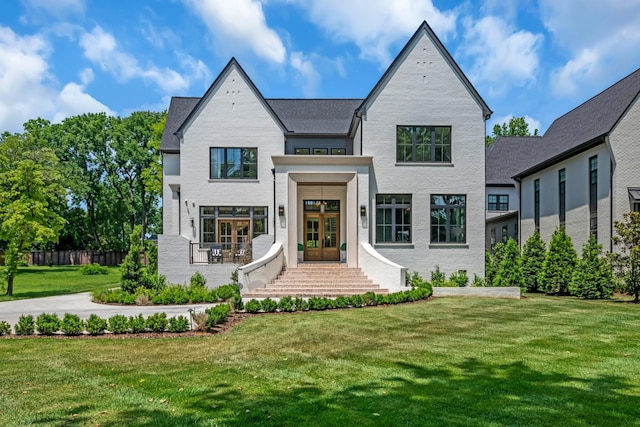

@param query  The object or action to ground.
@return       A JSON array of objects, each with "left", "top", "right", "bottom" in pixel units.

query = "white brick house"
[
  {"left": 488, "top": 68, "right": 640, "bottom": 253},
  {"left": 158, "top": 21, "right": 492, "bottom": 293}
]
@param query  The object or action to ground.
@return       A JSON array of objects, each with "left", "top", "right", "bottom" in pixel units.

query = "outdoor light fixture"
[
  {"left": 278, "top": 205, "right": 285, "bottom": 216},
  {"left": 190, "top": 218, "right": 195, "bottom": 228},
  {"left": 360, "top": 205, "right": 367, "bottom": 216}
]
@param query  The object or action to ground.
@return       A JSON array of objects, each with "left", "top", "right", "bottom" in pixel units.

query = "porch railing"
[{"left": 189, "top": 242, "right": 252, "bottom": 265}]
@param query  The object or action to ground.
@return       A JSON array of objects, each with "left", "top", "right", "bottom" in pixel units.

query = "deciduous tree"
[{"left": 486, "top": 116, "right": 539, "bottom": 145}]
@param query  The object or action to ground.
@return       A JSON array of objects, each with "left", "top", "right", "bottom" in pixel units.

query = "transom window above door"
[{"left": 396, "top": 126, "right": 451, "bottom": 163}]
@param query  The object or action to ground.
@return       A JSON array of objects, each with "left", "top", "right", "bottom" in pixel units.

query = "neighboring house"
[
  {"left": 485, "top": 136, "right": 540, "bottom": 250},
  {"left": 158, "top": 21, "right": 491, "bottom": 291},
  {"left": 502, "top": 68, "right": 640, "bottom": 252}
]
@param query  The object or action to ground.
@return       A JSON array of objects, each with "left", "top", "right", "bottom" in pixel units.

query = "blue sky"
[{"left": 1, "top": 0, "right": 640, "bottom": 135}]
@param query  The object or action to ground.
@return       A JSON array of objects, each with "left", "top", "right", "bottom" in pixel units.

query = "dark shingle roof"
[
  {"left": 160, "top": 97, "right": 199, "bottom": 153},
  {"left": 513, "top": 67, "right": 640, "bottom": 178},
  {"left": 486, "top": 136, "right": 542, "bottom": 185},
  {"left": 266, "top": 99, "right": 363, "bottom": 135}
]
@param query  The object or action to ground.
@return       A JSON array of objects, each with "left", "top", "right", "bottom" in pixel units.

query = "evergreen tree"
[
  {"left": 485, "top": 242, "right": 505, "bottom": 285},
  {"left": 538, "top": 227, "right": 578, "bottom": 294},
  {"left": 120, "top": 225, "right": 147, "bottom": 293},
  {"left": 609, "top": 211, "right": 640, "bottom": 303},
  {"left": 570, "top": 235, "right": 614, "bottom": 299},
  {"left": 522, "top": 230, "right": 546, "bottom": 292},
  {"left": 493, "top": 238, "right": 524, "bottom": 289}
]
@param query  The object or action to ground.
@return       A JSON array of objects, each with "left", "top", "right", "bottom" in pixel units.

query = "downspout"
[{"left": 272, "top": 167, "right": 276, "bottom": 244}]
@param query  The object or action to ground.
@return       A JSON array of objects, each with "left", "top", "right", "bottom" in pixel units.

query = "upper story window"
[
  {"left": 559, "top": 169, "right": 566, "bottom": 225},
  {"left": 376, "top": 194, "right": 412, "bottom": 243},
  {"left": 396, "top": 126, "right": 451, "bottom": 163},
  {"left": 430, "top": 195, "right": 466, "bottom": 243},
  {"left": 210, "top": 148, "right": 257, "bottom": 179},
  {"left": 534, "top": 179, "right": 540, "bottom": 231},
  {"left": 488, "top": 194, "right": 508, "bottom": 211},
  {"left": 589, "top": 156, "right": 598, "bottom": 237}
]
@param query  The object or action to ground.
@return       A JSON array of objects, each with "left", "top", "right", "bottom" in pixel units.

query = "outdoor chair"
[
  {"left": 234, "top": 246, "right": 246, "bottom": 263},
  {"left": 209, "top": 244, "right": 223, "bottom": 264}
]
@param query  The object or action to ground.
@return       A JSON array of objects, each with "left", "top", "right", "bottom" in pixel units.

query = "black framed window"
[
  {"left": 589, "top": 156, "right": 597, "bottom": 237},
  {"left": 210, "top": 148, "right": 257, "bottom": 179},
  {"left": 534, "top": 179, "right": 540, "bottom": 231},
  {"left": 559, "top": 169, "right": 566, "bottom": 225},
  {"left": 396, "top": 126, "right": 451, "bottom": 163},
  {"left": 430, "top": 195, "right": 466, "bottom": 243},
  {"left": 488, "top": 194, "right": 508, "bottom": 211},
  {"left": 376, "top": 194, "right": 411, "bottom": 243},
  {"left": 199, "top": 206, "right": 268, "bottom": 242},
  {"left": 294, "top": 148, "right": 310, "bottom": 155}
]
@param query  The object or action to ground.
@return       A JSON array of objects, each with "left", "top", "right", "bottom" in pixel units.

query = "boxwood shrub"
[
  {"left": 129, "top": 314, "right": 146, "bottom": 333},
  {"left": 205, "top": 304, "right": 231, "bottom": 329},
  {"left": 0, "top": 320, "right": 11, "bottom": 335},
  {"left": 168, "top": 315, "right": 190, "bottom": 333},
  {"left": 86, "top": 314, "right": 107, "bottom": 335},
  {"left": 277, "top": 296, "right": 295, "bottom": 312},
  {"left": 145, "top": 312, "right": 168, "bottom": 333},
  {"left": 261, "top": 298, "right": 277, "bottom": 313},
  {"left": 245, "top": 299, "right": 262, "bottom": 314},
  {"left": 61, "top": 313, "right": 84, "bottom": 336},
  {"left": 108, "top": 314, "right": 130, "bottom": 334},
  {"left": 79, "top": 263, "right": 109, "bottom": 275},
  {"left": 36, "top": 313, "right": 61, "bottom": 335},
  {"left": 14, "top": 315, "right": 35, "bottom": 335}
]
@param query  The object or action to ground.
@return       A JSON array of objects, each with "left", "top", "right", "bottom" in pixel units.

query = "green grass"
[
  {"left": 1, "top": 295, "right": 639, "bottom": 426},
  {"left": 0, "top": 266, "right": 120, "bottom": 301}
]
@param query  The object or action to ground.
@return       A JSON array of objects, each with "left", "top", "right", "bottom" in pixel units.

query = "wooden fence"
[{"left": 28, "top": 250, "right": 130, "bottom": 266}]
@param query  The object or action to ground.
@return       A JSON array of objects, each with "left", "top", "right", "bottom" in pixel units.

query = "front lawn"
[
  {"left": 0, "top": 265, "right": 120, "bottom": 302},
  {"left": 1, "top": 295, "right": 639, "bottom": 426}
]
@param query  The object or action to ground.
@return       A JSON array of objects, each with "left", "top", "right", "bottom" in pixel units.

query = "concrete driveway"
[{"left": 0, "top": 293, "right": 217, "bottom": 333}]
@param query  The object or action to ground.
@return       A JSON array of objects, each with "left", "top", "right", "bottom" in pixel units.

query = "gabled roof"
[
  {"left": 175, "top": 58, "right": 288, "bottom": 137},
  {"left": 486, "top": 136, "right": 542, "bottom": 185},
  {"left": 267, "top": 99, "right": 363, "bottom": 135},
  {"left": 160, "top": 97, "right": 199, "bottom": 153},
  {"left": 357, "top": 20, "right": 492, "bottom": 120},
  {"left": 513, "top": 67, "right": 640, "bottom": 179}
]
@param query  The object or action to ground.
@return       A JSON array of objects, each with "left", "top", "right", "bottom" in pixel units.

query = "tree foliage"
[
  {"left": 486, "top": 116, "right": 539, "bottom": 146},
  {"left": 120, "top": 225, "right": 148, "bottom": 293},
  {"left": 538, "top": 227, "right": 578, "bottom": 295},
  {"left": 570, "top": 235, "right": 614, "bottom": 299},
  {"left": 609, "top": 211, "right": 640, "bottom": 303},
  {"left": 485, "top": 242, "right": 505, "bottom": 285},
  {"left": 0, "top": 131, "right": 66, "bottom": 295},
  {"left": 492, "top": 238, "right": 524, "bottom": 289},
  {"left": 521, "top": 230, "right": 546, "bottom": 292}
]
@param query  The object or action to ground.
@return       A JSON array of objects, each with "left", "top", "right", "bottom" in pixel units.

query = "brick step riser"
[
  {"left": 244, "top": 292, "right": 389, "bottom": 298},
  {"left": 272, "top": 279, "right": 374, "bottom": 284}
]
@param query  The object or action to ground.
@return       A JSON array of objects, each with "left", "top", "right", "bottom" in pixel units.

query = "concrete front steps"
[{"left": 243, "top": 263, "right": 388, "bottom": 298}]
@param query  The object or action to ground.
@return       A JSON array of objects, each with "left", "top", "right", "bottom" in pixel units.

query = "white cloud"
[
  {"left": 79, "top": 26, "right": 191, "bottom": 93},
  {"left": 79, "top": 67, "right": 93, "bottom": 85},
  {"left": 0, "top": 26, "right": 111, "bottom": 133},
  {"left": 290, "top": 51, "right": 321, "bottom": 97},
  {"left": 21, "top": 0, "right": 85, "bottom": 19},
  {"left": 459, "top": 15, "right": 542, "bottom": 95},
  {"left": 183, "top": 0, "right": 287, "bottom": 64},
  {"left": 285, "top": 0, "right": 457, "bottom": 65}
]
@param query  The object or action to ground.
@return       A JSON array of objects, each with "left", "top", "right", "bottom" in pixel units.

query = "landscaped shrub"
[
  {"left": 146, "top": 241, "right": 158, "bottom": 276},
  {"left": 261, "top": 298, "right": 277, "bottom": 312},
  {"left": 430, "top": 265, "right": 446, "bottom": 287},
  {"left": 334, "top": 296, "right": 350, "bottom": 308},
  {"left": 129, "top": 314, "right": 146, "bottom": 333},
  {"left": 205, "top": 304, "right": 231, "bottom": 329},
  {"left": 294, "top": 297, "right": 308, "bottom": 311},
  {"left": 0, "top": 320, "right": 11, "bottom": 335},
  {"left": 188, "top": 284, "right": 217, "bottom": 303},
  {"left": 36, "top": 313, "right": 61, "bottom": 335},
  {"left": 85, "top": 314, "right": 107, "bottom": 335},
  {"left": 79, "top": 263, "right": 109, "bottom": 275},
  {"left": 449, "top": 270, "right": 469, "bottom": 287},
  {"left": 216, "top": 284, "right": 238, "bottom": 301},
  {"left": 108, "top": 314, "right": 130, "bottom": 334},
  {"left": 406, "top": 271, "right": 430, "bottom": 288},
  {"left": 308, "top": 297, "right": 329, "bottom": 310},
  {"left": 277, "top": 296, "right": 295, "bottom": 312},
  {"left": 145, "top": 312, "right": 168, "bottom": 333},
  {"left": 121, "top": 226, "right": 152, "bottom": 293},
  {"left": 245, "top": 299, "right": 262, "bottom": 314},
  {"left": 14, "top": 315, "right": 35, "bottom": 335},
  {"left": 61, "top": 313, "right": 84, "bottom": 336},
  {"left": 152, "top": 284, "right": 190, "bottom": 305},
  {"left": 539, "top": 227, "right": 578, "bottom": 295},
  {"left": 349, "top": 294, "right": 364, "bottom": 307},
  {"left": 570, "top": 235, "right": 615, "bottom": 299},
  {"left": 190, "top": 271, "right": 207, "bottom": 288},
  {"left": 472, "top": 274, "right": 485, "bottom": 287},
  {"left": 609, "top": 211, "right": 640, "bottom": 303},
  {"left": 522, "top": 230, "right": 546, "bottom": 292},
  {"left": 486, "top": 242, "right": 506, "bottom": 286},
  {"left": 168, "top": 315, "right": 190, "bottom": 333},
  {"left": 493, "top": 238, "right": 524, "bottom": 289},
  {"left": 192, "top": 312, "right": 208, "bottom": 332}
]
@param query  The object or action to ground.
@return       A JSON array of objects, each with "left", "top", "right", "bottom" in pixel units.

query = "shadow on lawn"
[{"left": 94, "top": 358, "right": 636, "bottom": 426}]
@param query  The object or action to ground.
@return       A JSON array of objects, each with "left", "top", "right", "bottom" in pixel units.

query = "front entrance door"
[
  {"left": 219, "top": 220, "right": 250, "bottom": 254},
  {"left": 304, "top": 213, "right": 339, "bottom": 261}
]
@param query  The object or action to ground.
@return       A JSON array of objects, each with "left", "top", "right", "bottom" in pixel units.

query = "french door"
[
  {"left": 218, "top": 220, "right": 250, "bottom": 253},
  {"left": 303, "top": 213, "right": 339, "bottom": 261}
]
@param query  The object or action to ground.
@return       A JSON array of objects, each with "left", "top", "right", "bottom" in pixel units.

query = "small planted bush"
[
  {"left": 192, "top": 312, "right": 208, "bottom": 332},
  {"left": 108, "top": 314, "right": 130, "bottom": 334},
  {"left": 431, "top": 265, "right": 446, "bottom": 287},
  {"left": 36, "top": 313, "right": 61, "bottom": 335},
  {"left": 79, "top": 263, "right": 109, "bottom": 275},
  {"left": 277, "top": 296, "right": 295, "bottom": 312},
  {"left": 145, "top": 312, "right": 168, "bottom": 333},
  {"left": 61, "top": 313, "right": 84, "bottom": 336},
  {"left": 190, "top": 271, "right": 207, "bottom": 288},
  {"left": 152, "top": 284, "right": 190, "bottom": 305},
  {"left": 307, "top": 297, "right": 328, "bottom": 310},
  {"left": 261, "top": 298, "right": 277, "bottom": 313},
  {"left": 449, "top": 270, "right": 469, "bottom": 287},
  {"left": 294, "top": 297, "right": 308, "bottom": 311},
  {"left": 86, "top": 314, "right": 107, "bottom": 335},
  {"left": 245, "top": 299, "right": 262, "bottom": 314},
  {"left": 216, "top": 284, "right": 238, "bottom": 301},
  {"left": 349, "top": 294, "right": 364, "bottom": 308},
  {"left": 334, "top": 296, "right": 350, "bottom": 308},
  {"left": 205, "top": 304, "right": 231, "bottom": 329},
  {"left": 129, "top": 314, "right": 146, "bottom": 333},
  {"left": 0, "top": 320, "right": 11, "bottom": 335},
  {"left": 15, "top": 315, "right": 35, "bottom": 335},
  {"left": 168, "top": 315, "right": 190, "bottom": 333}
]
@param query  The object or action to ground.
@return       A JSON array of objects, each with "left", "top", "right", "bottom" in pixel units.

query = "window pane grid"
[
  {"left": 396, "top": 126, "right": 451, "bottom": 163},
  {"left": 430, "top": 194, "right": 466, "bottom": 243},
  {"left": 376, "top": 194, "right": 411, "bottom": 243},
  {"left": 209, "top": 147, "right": 257, "bottom": 179}
]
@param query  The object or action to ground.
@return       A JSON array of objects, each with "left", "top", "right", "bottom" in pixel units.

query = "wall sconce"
[
  {"left": 190, "top": 218, "right": 195, "bottom": 228},
  {"left": 278, "top": 205, "right": 285, "bottom": 216},
  {"left": 360, "top": 205, "right": 367, "bottom": 217}
]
